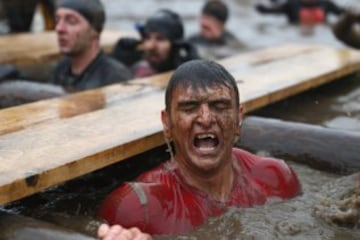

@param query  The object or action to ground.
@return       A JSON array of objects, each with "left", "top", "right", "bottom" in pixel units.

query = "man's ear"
[
  {"left": 161, "top": 109, "right": 171, "bottom": 139},
  {"left": 236, "top": 104, "right": 244, "bottom": 135},
  {"left": 90, "top": 28, "right": 99, "bottom": 40}
]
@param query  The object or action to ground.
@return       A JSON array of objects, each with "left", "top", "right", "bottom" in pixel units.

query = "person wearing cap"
[
  {"left": 51, "top": 0, "right": 132, "bottom": 91},
  {"left": 187, "top": 0, "right": 246, "bottom": 60},
  {"left": 112, "top": 9, "right": 199, "bottom": 78}
]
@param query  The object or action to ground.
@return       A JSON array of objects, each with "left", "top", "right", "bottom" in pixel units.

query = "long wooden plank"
[
  {"left": 0, "top": 30, "right": 139, "bottom": 65},
  {"left": 0, "top": 44, "right": 360, "bottom": 205},
  {"left": 0, "top": 44, "right": 327, "bottom": 136}
]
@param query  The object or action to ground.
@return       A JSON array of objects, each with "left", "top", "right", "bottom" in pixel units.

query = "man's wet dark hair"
[
  {"left": 165, "top": 59, "right": 239, "bottom": 111},
  {"left": 202, "top": 0, "right": 229, "bottom": 23}
]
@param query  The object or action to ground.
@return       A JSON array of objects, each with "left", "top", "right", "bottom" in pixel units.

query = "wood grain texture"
[
  {"left": 0, "top": 30, "right": 139, "bottom": 65},
  {"left": 0, "top": 44, "right": 360, "bottom": 205}
]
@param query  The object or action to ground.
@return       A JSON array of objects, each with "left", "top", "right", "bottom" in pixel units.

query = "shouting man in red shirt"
[{"left": 97, "top": 59, "right": 301, "bottom": 239}]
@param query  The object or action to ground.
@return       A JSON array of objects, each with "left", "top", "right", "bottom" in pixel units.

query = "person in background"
[
  {"left": 187, "top": 0, "right": 246, "bottom": 60},
  {"left": 255, "top": 0, "right": 344, "bottom": 26},
  {"left": 1, "top": 0, "right": 55, "bottom": 32},
  {"left": 96, "top": 59, "right": 302, "bottom": 239},
  {"left": 333, "top": 8, "right": 360, "bottom": 49},
  {"left": 112, "top": 9, "right": 199, "bottom": 78},
  {"left": 52, "top": 0, "right": 132, "bottom": 92}
]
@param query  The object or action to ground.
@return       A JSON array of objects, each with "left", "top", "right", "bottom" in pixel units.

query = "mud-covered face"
[
  {"left": 162, "top": 84, "right": 242, "bottom": 174},
  {"left": 55, "top": 8, "right": 97, "bottom": 56}
]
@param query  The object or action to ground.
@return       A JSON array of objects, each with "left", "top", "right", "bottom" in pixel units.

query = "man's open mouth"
[{"left": 194, "top": 133, "right": 219, "bottom": 152}]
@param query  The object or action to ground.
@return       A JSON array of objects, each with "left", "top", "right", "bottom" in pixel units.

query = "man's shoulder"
[
  {"left": 53, "top": 57, "right": 70, "bottom": 74},
  {"left": 232, "top": 148, "right": 301, "bottom": 198},
  {"left": 89, "top": 53, "right": 132, "bottom": 82},
  {"left": 51, "top": 57, "right": 71, "bottom": 84},
  {"left": 98, "top": 54, "right": 132, "bottom": 75},
  {"left": 97, "top": 167, "right": 176, "bottom": 229},
  {"left": 233, "top": 148, "right": 294, "bottom": 177},
  {"left": 187, "top": 33, "right": 207, "bottom": 44}
]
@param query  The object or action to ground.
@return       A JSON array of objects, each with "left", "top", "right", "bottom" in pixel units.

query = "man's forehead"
[
  {"left": 173, "top": 84, "right": 233, "bottom": 99},
  {"left": 145, "top": 31, "right": 169, "bottom": 40},
  {"left": 56, "top": 8, "right": 82, "bottom": 18}
]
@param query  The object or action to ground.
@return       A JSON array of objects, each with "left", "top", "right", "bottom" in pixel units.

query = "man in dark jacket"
[
  {"left": 187, "top": 0, "right": 246, "bottom": 60},
  {"left": 52, "top": 0, "right": 132, "bottom": 91},
  {"left": 112, "top": 9, "right": 199, "bottom": 78}
]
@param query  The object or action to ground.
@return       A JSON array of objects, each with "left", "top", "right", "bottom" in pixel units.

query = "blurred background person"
[
  {"left": 255, "top": 0, "right": 344, "bottom": 26},
  {"left": 112, "top": 9, "right": 199, "bottom": 78},
  {"left": 187, "top": 0, "right": 247, "bottom": 60},
  {"left": 333, "top": 7, "right": 360, "bottom": 49},
  {"left": 51, "top": 0, "right": 132, "bottom": 91}
]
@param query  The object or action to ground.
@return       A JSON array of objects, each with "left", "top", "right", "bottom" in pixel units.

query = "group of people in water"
[
  {"left": 0, "top": 0, "right": 359, "bottom": 239},
  {"left": 0, "top": 0, "right": 359, "bottom": 99},
  {"left": 0, "top": 0, "right": 246, "bottom": 107}
]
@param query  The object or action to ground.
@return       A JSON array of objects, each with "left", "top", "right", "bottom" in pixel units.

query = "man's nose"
[
  {"left": 197, "top": 105, "right": 214, "bottom": 127},
  {"left": 55, "top": 19, "right": 65, "bottom": 33},
  {"left": 145, "top": 38, "right": 156, "bottom": 49}
]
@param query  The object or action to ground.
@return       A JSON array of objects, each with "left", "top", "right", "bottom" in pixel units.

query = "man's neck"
[
  {"left": 177, "top": 157, "right": 235, "bottom": 203},
  {"left": 70, "top": 45, "right": 100, "bottom": 75}
]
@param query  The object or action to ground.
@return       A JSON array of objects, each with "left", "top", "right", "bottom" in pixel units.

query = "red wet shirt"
[{"left": 98, "top": 148, "right": 301, "bottom": 235}]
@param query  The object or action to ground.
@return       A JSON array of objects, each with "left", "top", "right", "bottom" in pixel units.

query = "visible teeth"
[
  {"left": 197, "top": 134, "right": 215, "bottom": 139},
  {"left": 199, "top": 146, "right": 216, "bottom": 151}
]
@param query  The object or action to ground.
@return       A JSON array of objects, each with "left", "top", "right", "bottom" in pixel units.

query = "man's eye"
[
  {"left": 67, "top": 17, "right": 78, "bottom": 25},
  {"left": 213, "top": 102, "right": 230, "bottom": 110},
  {"left": 180, "top": 104, "right": 197, "bottom": 112}
]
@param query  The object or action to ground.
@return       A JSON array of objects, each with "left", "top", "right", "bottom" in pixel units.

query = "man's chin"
[
  {"left": 58, "top": 47, "right": 70, "bottom": 54},
  {"left": 148, "top": 59, "right": 172, "bottom": 72},
  {"left": 62, "top": 50, "right": 78, "bottom": 57}
]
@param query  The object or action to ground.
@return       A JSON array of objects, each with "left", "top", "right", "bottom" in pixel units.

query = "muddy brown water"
[{"left": 1, "top": 0, "right": 360, "bottom": 239}]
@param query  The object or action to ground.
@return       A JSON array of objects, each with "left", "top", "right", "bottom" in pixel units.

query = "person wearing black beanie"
[
  {"left": 112, "top": 9, "right": 199, "bottom": 78},
  {"left": 187, "top": 0, "right": 246, "bottom": 60},
  {"left": 51, "top": 0, "right": 132, "bottom": 91}
]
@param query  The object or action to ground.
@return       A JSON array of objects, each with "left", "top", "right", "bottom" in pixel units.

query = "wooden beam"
[
  {"left": 239, "top": 116, "right": 360, "bottom": 175},
  {"left": 0, "top": 30, "right": 139, "bottom": 65},
  {"left": 0, "top": 44, "right": 360, "bottom": 205}
]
